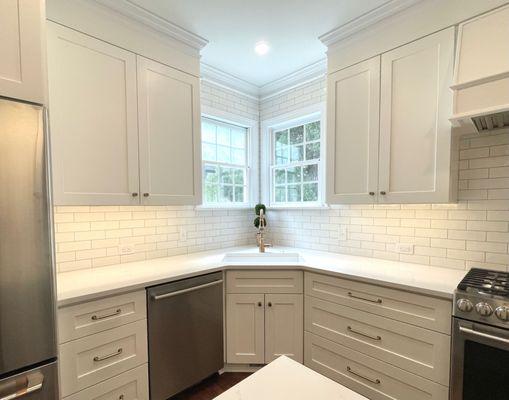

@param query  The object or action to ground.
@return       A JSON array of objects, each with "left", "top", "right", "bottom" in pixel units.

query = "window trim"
[
  {"left": 261, "top": 103, "right": 326, "bottom": 208},
  {"left": 198, "top": 106, "right": 259, "bottom": 209}
]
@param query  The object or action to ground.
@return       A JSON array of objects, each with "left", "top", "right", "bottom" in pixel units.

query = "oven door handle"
[{"left": 459, "top": 326, "right": 509, "bottom": 345}]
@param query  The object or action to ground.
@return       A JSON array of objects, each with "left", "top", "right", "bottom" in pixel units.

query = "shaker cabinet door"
[
  {"left": 0, "top": 0, "right": 46, "bottom": 104},
  {"left": 137, "top": 56, "right": 202, "bottom": 205},
  {"left": 378, "top": 27, "right": 455, "bottom": 203},
  {"left": 47, "top": 23, "right": 140, "bottom": 205},
  {"left": 327, "top": 56, "right": 380, "bottom": 204}
]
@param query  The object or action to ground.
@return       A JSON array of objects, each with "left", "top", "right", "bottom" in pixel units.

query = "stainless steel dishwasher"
[{"left": 147, "top": 272, "right": 224, "bottom": 400}]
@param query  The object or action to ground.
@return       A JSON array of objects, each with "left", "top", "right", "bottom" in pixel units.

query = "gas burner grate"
[{"left": 458, "top": 268, "right": 509, "bottom": 296}]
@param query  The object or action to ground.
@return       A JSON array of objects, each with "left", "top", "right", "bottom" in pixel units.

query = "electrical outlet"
[
  {"left": 119, "top": 244, "right": 134, "bottom": 255},
  {"left": 396, "top": 243, "right": 414, "bottom": 254},
  {"left": 338, "top": 225, "right": 348, "bottom": 241},
  {"left": 179, "top": 226, "right": 187, "bottom": 241}
]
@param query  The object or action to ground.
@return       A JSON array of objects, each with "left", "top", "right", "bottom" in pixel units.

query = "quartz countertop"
[
  {"left": 56, "top": 246, "right": 467, "bottom": 306},
  {"left": 213, "top": 356, "right": 368, "bottom": 400}
]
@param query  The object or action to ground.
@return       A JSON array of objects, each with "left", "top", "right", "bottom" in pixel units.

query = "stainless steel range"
[{"left": 451, "top": 268, "right": 509, "bottom": 400}]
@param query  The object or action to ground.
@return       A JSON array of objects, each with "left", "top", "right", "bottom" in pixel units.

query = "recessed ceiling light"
[{"left": 254, "top": 41, "right": 270, "bottom": 56}]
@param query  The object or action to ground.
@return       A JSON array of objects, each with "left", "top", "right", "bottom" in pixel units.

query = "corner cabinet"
[
  {"left": 137, "top": 57, "right": 201, "bottom": 205},
  {"left": 225, "top": 271, "right": 304, "bottom": 365},
  {"left": 0, "top": 0, "right": 46, "bottom": 104},
  {"left": 327, "top": 27, "right": 457, "bottom": 204},
  {"left": 47, "top": 23, "right": 202, "bottom": 206}
]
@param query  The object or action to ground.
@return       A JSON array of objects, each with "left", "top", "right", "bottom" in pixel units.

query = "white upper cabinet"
[
  {"left": 378, "top": 27, "right": 455, "bottom": 203},
  {"left": 48, "top": 23, "right": 140, "bottom": 205},
  {"left": 137, "top": 56, "right": 202, "bottom": 205},
  {"left": 327, "top": 56, "right": 380, "bottom": 204},
  {"left": 0, "top": 0, "right": 46, "bottom": 104}
]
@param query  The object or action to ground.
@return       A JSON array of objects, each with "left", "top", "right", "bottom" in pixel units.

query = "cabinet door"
[
  {"left": 47, "top": 23, "right": 140, "bottom": 205},
  {"left": 226, "top": 294, "right": 264, "bottom": 364},
  {"left": 265, "top": 294, "right": 303, "bottom": 363},
  {"left": 137, "top": 56, "right": 202, "bottom": 205},
  {"left": 378, "top": 28, "right": 455, "bottom": 203},
  {"left": 0, "top": 0, "right": 46, "bottom": 104},
  {"left": 327, "top": 56, "right": 380, "bottom": 204}
]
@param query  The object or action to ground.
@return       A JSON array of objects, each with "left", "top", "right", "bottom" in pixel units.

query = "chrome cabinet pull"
[
  {"left": 152, "top": 280, "right": 223, "bottom": 301},
  {"left": 459, "top": 326, "right": 509, "bottom": 345},
  {"left": 347, "top": 326, "right": 382, "bottom": 341},
  {"left": 346, "top": 366, "right": 381, "bottom": 384},
  {"left": 0, "top": 372, "right": 44, "bottom": 400},
  {"left": 347, "top": 291, "right": 382, "bottom": 304},
  {"left": 93, "top": 348, "right": 123, "bottom": 362},
  {"left": 91, "top": 308, "right": 121, "bottom": 321}
]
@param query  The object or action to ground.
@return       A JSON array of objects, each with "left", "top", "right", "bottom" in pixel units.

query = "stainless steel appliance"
[
  {"left": 147, "top": 272, "right": 224, "bottom": 400},
  {"left": 0, "top": 98, "right": 58, "bottom": 398},
  {"left": 452, "top": 268, "right": 509, "bottom": 400}
]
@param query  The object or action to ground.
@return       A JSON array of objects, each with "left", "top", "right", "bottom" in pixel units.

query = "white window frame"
[
  {"left": 261, "top": 103, "right": 327, "bottom": 208},
  {"left": 199, "top": 105, "right": 259, "bottom": 209}
]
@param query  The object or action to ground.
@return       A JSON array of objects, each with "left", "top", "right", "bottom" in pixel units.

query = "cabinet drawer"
[
  {"left": 305, "top": 333, "right": 448, "bottom": 400},
  {"left": 305, "top": 296, "right": 450, "bottom": 385},
  {"left": 305, "top": 272, "right": 452, "bottom": 334},
  {"left": 58, "top": 291, "right": 147, "bottom": 343},
  {"left": 60, "top": 320, "right": 148, "bottom": 397},
  {"left": 64, "top": 364, "right": 149, "bottom": 400},
  {"left": 226, "top": 270, "right": 303, "bottom": 294}
]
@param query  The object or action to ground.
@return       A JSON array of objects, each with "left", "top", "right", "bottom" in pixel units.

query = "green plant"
[
  {"left": 255, "top": 203, "right": 266, "bottom": 216},
  {"left": 254, "top": 204, "right": 267, "bottom": 228}
]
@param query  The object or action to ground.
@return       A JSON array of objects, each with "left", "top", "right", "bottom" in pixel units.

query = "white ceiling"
[{"left": 128, "top": 0, "right": 390, "bottom": 87}]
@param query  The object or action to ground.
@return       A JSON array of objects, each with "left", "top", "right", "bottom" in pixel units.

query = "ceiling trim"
[
  {"left": 93, "top": 0, "right": 209, "bottom": 50},
  {"left": 200, "top": 64, "right": 260, "bottom": 99},
  {"left": 319, "top": 0, "right": 424, "bottom": 47},
  {"left": 259, "top": 59, "right": 327, "bottom": 100}
]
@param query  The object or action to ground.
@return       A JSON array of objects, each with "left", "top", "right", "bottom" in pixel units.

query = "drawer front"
[
  {"left": 58, "top": 291, "right": 147, "bottom": 343},
  {"left": 305, "top": 272, "right": 452, "bottom": 334},
  {"left": 64, "top": 364, "right": 149, "bottom": 400},
  {"left": 226, "top": 270, "right": 303, "bottom": 294},
  {"left": 305, "top": 333, "right": 449, "bottom": 400},
  {"left": 59, "top": 319, "right": 148, "bottom": 397},
  {"left": 305, "top": 296, "right": 450, "bottom": 385}
]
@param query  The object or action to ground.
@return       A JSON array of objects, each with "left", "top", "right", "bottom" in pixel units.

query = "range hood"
[{"left": 450, "top": 5, "right": 509, "bottom": 133}]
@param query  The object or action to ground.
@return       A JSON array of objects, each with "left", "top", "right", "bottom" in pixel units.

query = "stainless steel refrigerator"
[{"left": 0, "top": 97, "right": 58, "bottom": 399}]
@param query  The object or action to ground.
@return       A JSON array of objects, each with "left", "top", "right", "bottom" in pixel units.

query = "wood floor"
[{"left": 170, "top": 373, "right": 251, "bottom": 400}]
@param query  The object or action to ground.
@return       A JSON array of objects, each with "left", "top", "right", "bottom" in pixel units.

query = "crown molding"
[
  {"left": 200, "top": 64, "right": 260, "bottom": 100},
  {"left": 319, "top": 0, "right": 424, "bottom": 47},
  {"left": 259, "top": 59, "right": 327, "bottom": 100},
  {"left": 93, "top": 0, "right": 208, "bottom": 51}
]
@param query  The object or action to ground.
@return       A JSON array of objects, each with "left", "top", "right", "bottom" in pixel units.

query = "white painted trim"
[
  {"left": 201, "top": 64, "right": 259, "bottom": 99},
  {"left": 92, "top": 0, "right": 208, "bottom": 50},
  {"left": 259, "top": 59, "right": 327, "bottom": 100},
  {"left": 201, "top": 105, "right": 260, "bottom": 208},
  {"left": 260, "top": 103, "right": 327, "bottom": 208},
  {"left": 319, "top": 0, "right": 424, "bottom": 47}
]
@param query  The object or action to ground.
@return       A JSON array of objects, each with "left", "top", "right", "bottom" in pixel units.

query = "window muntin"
[
  {"left": 271, "top": 120, "right": 321, "bottom": 204},
  {"left": 202, "top": 118, "right": 248, "bottom": 205}
]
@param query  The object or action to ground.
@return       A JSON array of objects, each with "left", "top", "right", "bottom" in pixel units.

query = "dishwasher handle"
[{"left": 152, "top": 279, "right": 223, "bottom": 301}]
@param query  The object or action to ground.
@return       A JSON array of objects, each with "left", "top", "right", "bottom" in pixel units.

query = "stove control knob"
[
  {"left": 475, "top": 302, "right": 494, "bottom": 317},
  {"left": 495, "top": 306, "right": 509, "bottom": 321},
  {"left": 456, "top": 299, "right": 474, "bottom": 313}
]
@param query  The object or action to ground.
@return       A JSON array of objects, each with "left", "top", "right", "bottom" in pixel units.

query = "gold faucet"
[{"left": 257, "top": 208, "right": 271, "bottom": 252}]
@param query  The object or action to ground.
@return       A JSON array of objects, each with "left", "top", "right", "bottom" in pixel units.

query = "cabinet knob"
[
  {"left": 257, "top": 302, "right": 262, "bottom": 307},
  {"left": 369, "top": 192, "right": 375, "bottom": 196},
  {"left": 380, "top": 191, "right": 386, "bottom": 195},
  {"left": 268, "top": 302, "right": 272, "bottom": 307},
  {"left": 143, "top": 193, "right": 150, "bottom": 197},
  {"left": 131, "top": 192, "right": 138, "bottom": 197}
]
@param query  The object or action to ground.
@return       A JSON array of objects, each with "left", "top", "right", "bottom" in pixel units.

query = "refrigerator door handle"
[{"left": 0, "top": 371, "right": 44, "bottom": 400}]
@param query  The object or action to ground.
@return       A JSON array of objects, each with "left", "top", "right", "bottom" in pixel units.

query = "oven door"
[{"left": 451, "top": 318, "right": 509, "bottom": 400}]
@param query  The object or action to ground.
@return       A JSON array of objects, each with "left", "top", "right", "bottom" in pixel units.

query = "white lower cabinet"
[
  {"left": 58, "top": 291, "right": 149, "bottom": 399},
  {"left": 225, "top": 270, "right": 304, "bottom": 365},
  {"left": 63, "top": 364, "right": 148, "bottom": 400}
]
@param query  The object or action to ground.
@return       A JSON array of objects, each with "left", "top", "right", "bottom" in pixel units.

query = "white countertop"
[
  {"left": 213, "top": 356, "right": 367, "bottom": 400},
  {"left": 56, "top": 246, "right": 467, "bottom": 306}
]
